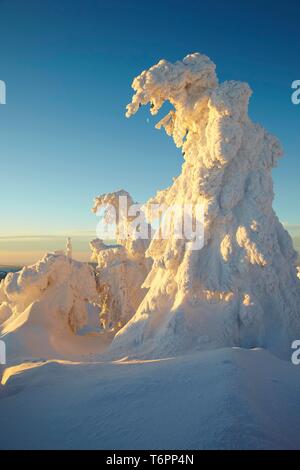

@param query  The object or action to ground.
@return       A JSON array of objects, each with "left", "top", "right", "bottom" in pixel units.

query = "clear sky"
[{"left": 0, "top": 0, "right": 299, "bottom": 264}]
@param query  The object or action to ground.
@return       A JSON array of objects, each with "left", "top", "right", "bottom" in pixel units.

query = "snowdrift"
[
  {"left": 1, "top": 348, "right": 300, "bottom": 449},
  {"left": 0, "top": 252, "right": 110, "bottom": 363}
]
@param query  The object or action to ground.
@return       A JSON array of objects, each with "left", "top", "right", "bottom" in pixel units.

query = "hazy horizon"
[{"left": 0, "top": 223, "right": 299, "bottom": 266}]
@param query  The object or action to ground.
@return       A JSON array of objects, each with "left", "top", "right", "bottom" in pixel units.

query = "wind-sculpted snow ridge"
[
  {"left": 0, "top": 252, "right": 109, "bottom": 363},
  {"left": 109, "top": 52, "right": 300, "bottom": 359}
]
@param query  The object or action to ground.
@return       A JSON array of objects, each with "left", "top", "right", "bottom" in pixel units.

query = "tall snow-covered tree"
[{"left": 111, "top": 53, "right": 300, "bottom": 358}]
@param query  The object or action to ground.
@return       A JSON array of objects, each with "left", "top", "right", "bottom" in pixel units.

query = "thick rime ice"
[
  {"left": 91, "top": 190, "right": 152, "bottom": 330},
  {"left": 110, "top": 52, "right": 300, "bottom": 358},
  {"left": 0, "top": 253, "right": 108, "bottom": 362}
]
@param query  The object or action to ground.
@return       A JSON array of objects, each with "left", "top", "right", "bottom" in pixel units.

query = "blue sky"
[{"left": 0, "top": 0, "right": 299, "bottom": 262}]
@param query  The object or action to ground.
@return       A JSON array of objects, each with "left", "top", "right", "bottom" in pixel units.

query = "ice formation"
[{"left": 109, "top": 52, "right": 300, "bottom": 358}]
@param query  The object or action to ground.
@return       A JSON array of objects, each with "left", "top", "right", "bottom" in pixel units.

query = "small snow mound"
[{"left": 0, "top": 252, "right": 109, "bottom": 363}]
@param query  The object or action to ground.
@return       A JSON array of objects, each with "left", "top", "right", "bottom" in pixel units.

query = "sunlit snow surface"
[{"left": 1, "top": 348, "right": 300, "bottom": 450}]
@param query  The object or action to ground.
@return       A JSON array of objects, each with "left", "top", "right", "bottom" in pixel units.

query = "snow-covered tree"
[
  {"left": 110, "top": 53, "right": 300, "bottom": 358},
  {"left": 91, "top": 190, "right": 152, "bottom": 330}
]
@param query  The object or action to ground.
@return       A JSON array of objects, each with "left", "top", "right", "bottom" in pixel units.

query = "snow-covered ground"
[{"left": 1, "top": 347, "right": 300, "bottom": 450}]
